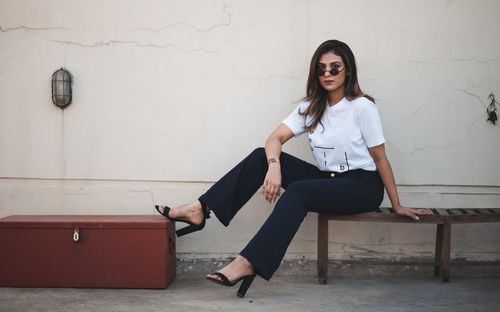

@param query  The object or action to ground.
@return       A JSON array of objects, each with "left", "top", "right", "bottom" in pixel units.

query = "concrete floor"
[{"left": 1, "top": 274, "right": 499, "bottom": 312}]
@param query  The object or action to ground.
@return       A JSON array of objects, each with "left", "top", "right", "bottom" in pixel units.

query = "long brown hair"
[{"left": 300, "top": 40, "right": 374, "bottom": 132}]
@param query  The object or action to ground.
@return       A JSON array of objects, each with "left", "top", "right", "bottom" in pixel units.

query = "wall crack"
[
  {"left": 131, "top": 0, "right": 231, "bottom": 34},
  {"left": 0, "top": 25, "right": 67, "bottom": 32},
  {"left": 400, "top": 143, "right": 457, "bottom": 155}
]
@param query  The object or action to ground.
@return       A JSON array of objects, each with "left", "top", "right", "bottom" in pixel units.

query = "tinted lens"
[
  {"left": 317, "top": 67, "right": 341, "bottom": 76},
  {"left": 329, "top": 68, "right": 339, "bottom": 76}
]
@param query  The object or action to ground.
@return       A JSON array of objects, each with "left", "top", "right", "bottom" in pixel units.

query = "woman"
[{"left": 155, "top": 39, "right": 432, "bottom": 297}]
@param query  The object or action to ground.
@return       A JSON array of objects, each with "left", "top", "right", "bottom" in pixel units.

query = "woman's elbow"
[{"left": 265, "top": 134, "right": 282, "bottom": 147}]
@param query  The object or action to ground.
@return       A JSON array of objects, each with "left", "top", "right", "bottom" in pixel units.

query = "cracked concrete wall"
[{"left": 1, "top": 0, "right": 499, "bottom": 261}]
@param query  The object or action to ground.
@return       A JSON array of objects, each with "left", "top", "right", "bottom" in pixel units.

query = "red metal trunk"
[{"left": 0, "top": 215, "right": 175, "bottom": 289}]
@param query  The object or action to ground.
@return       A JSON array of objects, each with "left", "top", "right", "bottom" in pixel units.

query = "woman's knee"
[
  {"left": 284, "top": 181, "right": 309, "bottom": 198},
  {"left": 249, "top": 147, "right": 266, "bottom": 160},
  {"left": 277, "top": 182, "right": 308, "bottom": 208},
  {"left": 279, "top": 180, "right": 316, "bottom": 210}
]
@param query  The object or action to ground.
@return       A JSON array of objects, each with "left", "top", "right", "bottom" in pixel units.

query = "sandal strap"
[
  {"left": 211, "top": 272, "right": 230, "bottom": 285},
  {"left": 155, "top": 205, "right": 172, "bottom": 219},
  {"left": 162, "top": 206, "right": 171, "bottom": 218},
  {"left": 200, "top": 200, "right": 211, "bottom": 219}
]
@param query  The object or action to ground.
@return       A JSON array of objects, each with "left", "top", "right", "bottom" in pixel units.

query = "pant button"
[{"left": 330, "top": 173, "right": 335, "bottom": 177}]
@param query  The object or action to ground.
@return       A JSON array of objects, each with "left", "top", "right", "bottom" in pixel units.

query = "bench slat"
[
  {"left": 465, "top": 209, "right": 479, "bottom": 215},
  {"left": 435, "top": 209, "right": 450, "bottom": 216},
  {"left": 475, "top": 208, "right": 494, "bottom": 215},
  {"left": 448, "top": 209, "right": 464, "bottom": 215},
  {"left": 464, "top": 208, "right": 493, "bottom": 215},
  {"left": 323, "top": 208, "right": 500, "bottom": 223},
  {"left": 458, "top": 208, "right": 469, "bottom": 215}
]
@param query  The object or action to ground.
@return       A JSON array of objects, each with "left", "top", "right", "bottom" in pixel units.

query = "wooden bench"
[{"left": 317, "top": 208, "right": 500, "bottom": 283}]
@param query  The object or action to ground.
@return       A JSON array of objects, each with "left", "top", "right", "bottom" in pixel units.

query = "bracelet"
[{"left": 267, "top": 157, "right": 280, "bottom": 164}]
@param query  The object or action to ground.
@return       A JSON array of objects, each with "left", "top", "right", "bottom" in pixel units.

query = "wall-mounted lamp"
[
  {"left": 487, "top": 92, "right": 498, "bottom": 125},
  {"left": 51, "top": 68, "right": 72, "bottom": 109}
]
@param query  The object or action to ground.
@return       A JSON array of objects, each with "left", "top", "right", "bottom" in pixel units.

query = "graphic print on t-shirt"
[
  {"left": 343, "top": 152, "right": 350, "bottom": 171},
  {"left": 308, "top": 131, "right": 350, "bottom": 172},
  {"left": 311, "top": 145, "right": 334, "bottom": 168}
]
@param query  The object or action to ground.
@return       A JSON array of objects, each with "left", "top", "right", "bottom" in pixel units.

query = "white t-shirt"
[{"left": 282, "top": 96, "right": 385, "bottom": 172}]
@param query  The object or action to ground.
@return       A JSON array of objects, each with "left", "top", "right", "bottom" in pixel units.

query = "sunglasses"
[{"left": 317, "top": 67, "right": 344, "bottom": 76}]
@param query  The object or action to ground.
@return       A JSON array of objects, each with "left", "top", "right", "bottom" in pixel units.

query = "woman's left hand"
[{"left": 394, "top": 205, "right": 433, "bottom": 220}]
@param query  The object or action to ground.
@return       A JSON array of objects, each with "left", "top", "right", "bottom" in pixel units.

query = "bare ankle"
[
  {"left": 236, "top": 256, "right": 254, "bottom": 272},
  {"left": 194, "top": 200, "right": 202, "bottom": 211},
  {"left": 196, "top": 200, "right": 210, "bottom": 213}
]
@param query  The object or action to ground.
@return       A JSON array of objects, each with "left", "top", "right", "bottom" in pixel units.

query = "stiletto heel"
[
  {"left": 206, "top": 272, "right": 257, "bottom": 298},
  {"left": 154, "top": 201, "right": 210, "bottom": 237},
  {"left": 237, "top": 273, "right": 256, "bottom": 297},
  {"left": 175, "top": 219, "right": 205, "bottom": 237}
]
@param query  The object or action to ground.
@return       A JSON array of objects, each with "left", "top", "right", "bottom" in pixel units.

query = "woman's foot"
[
  {"left": 157, "top": 200, "right": 208, "bottom": 226},
  {"left": 207, "top": 255, "right": 255, "bottom": 283}
]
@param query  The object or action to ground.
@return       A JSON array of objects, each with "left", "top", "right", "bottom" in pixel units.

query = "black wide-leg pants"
[{"left": 198, "top": 147, "right": 384, "bottom": 280}]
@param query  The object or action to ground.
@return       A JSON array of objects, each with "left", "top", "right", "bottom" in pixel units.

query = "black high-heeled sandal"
[
  {"left": 154, "top": 201, "right": 210, "bottom": 237},
  {"left": 206, "top": 272, "right": 257, "bottom": 297}
]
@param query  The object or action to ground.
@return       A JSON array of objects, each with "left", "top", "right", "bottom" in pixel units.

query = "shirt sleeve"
[
  {"left": 282, "top": 102, "right": 309, "bottom": 136},
  {"left": 358, "top": 101, "right": 385, "bottom": 147}
]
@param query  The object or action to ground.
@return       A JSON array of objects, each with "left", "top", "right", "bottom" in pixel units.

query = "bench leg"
[
  {"left": 440, "top": 221, "right": 451, "bottom": 282},
  {"left": 317, "top": 214, "right": 328, "bottom": 284},
  {"left": 434, "top": 224, "right": 444, "bottom": 276}
]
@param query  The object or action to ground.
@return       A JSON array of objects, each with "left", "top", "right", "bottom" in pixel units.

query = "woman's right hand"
[
  {"left": 261, "top": 123, "right": 293, "bottom": 204},
  {"left": 261, "top": 163, "right": 282, "bottom": 204}
]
